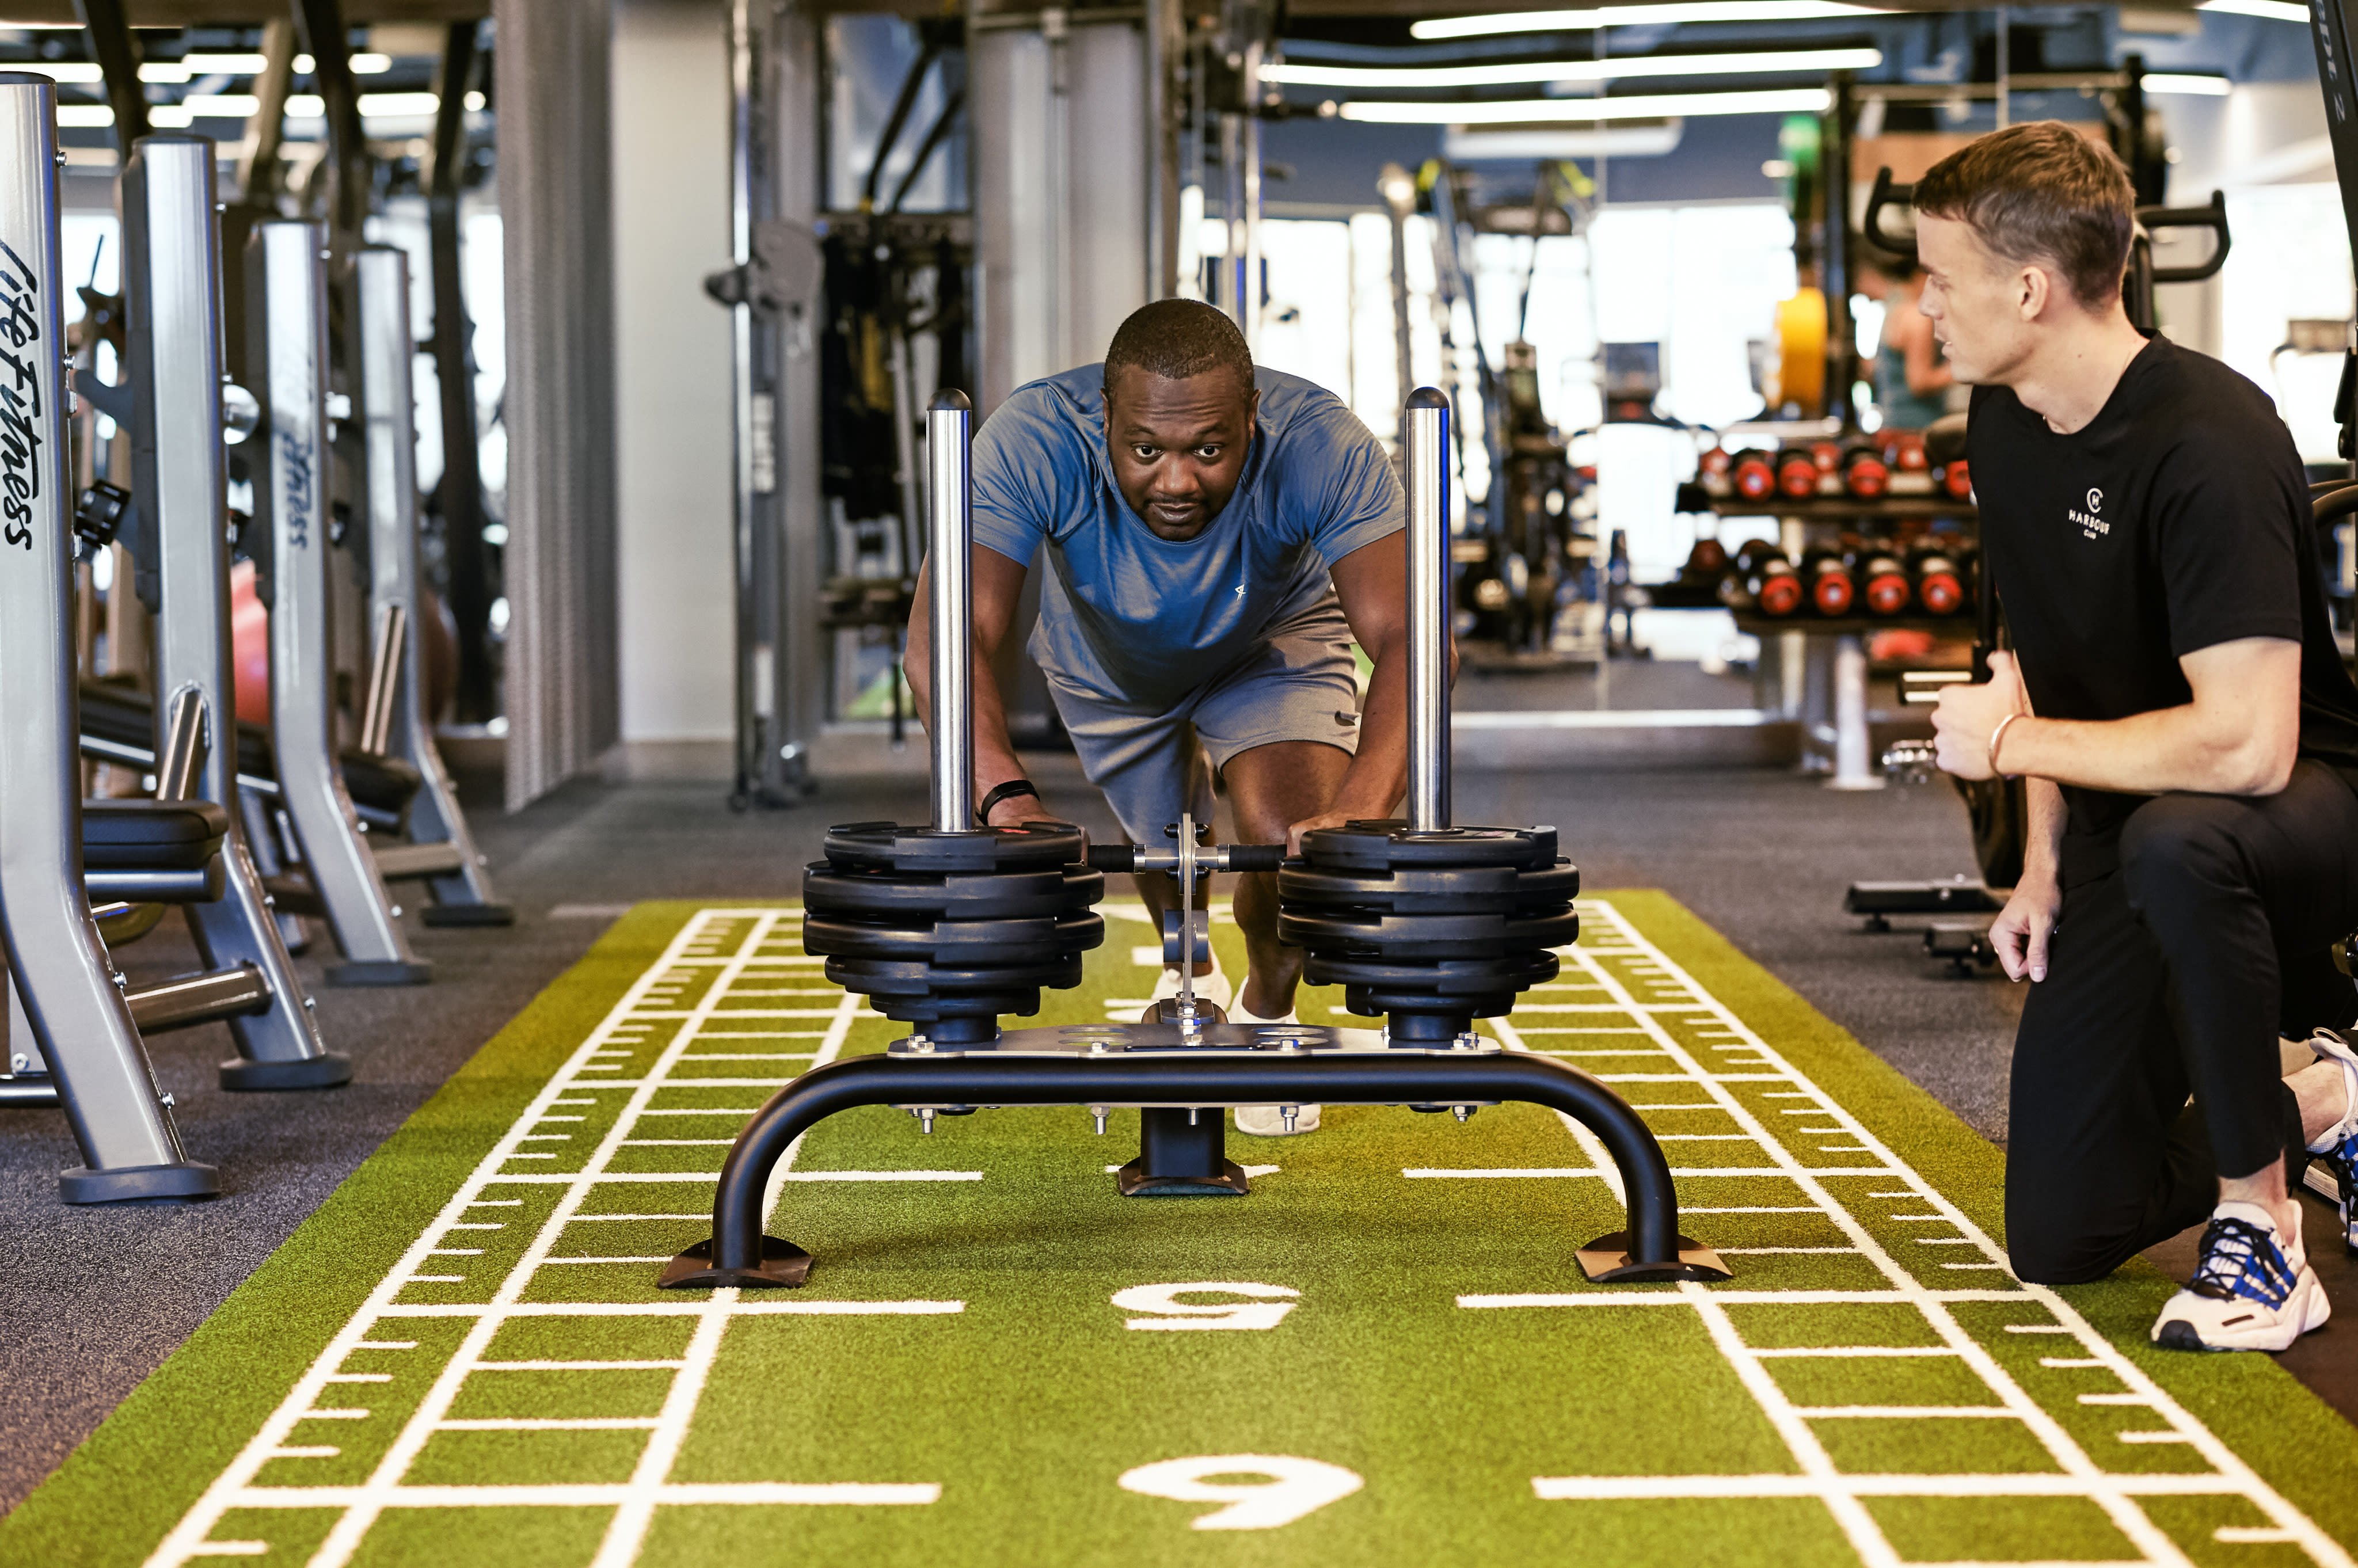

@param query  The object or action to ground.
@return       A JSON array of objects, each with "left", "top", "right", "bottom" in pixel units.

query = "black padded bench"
[
  {"left": 81, "top": 798, "right": 229, "bottom": 903},
  {"left": 77, "top": 681, "right": 423, "bottom": 831}
]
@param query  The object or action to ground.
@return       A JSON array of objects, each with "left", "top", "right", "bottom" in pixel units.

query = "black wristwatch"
[{"left": 976, "top": 778, "right": 1041, "bottom": 826}]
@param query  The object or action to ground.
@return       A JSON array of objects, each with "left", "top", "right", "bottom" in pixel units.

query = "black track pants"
[{"left": 2005, "top": 760, "right": 2358, "bottom": 1285}]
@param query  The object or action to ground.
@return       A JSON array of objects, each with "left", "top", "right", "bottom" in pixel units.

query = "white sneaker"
[
  {"left": 1149, "top": 958, "right": 1230, "bottom": 1013},
  {"left": 2150, "top": 1201, "right": 2330, "bottom": 1353},
  {"left": 1233, "top": 978, "right": 1317, "bottom": 1135},
  {"left": 1230, "top": 978, "right": 1299, "bottom": 1026}
]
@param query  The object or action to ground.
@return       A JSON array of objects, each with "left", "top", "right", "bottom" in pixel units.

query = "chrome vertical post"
[
  {"left": 1403, "top": 386, "right": 1452, "bottom": 833},
  {"left": 127, "top": 132, "right": 345, "bottom": 1087},
  {"left": 249, "top": 219, "right": 426, "bottom": 980},
  {"left": 926, "top": 390, "right": 973, "bottom": 832},
  {"left": 353, "top": 243, "right": 509, "bottom": 922},
  {"left": 0, "top": 82, "right": 216, "bottom": 1194}
]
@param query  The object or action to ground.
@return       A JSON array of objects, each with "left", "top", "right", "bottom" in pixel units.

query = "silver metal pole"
[
  {"left": 358, "top": 602, "right": 408, "bottom": 758},
  {"left": 154, "top": 687, "right": 209, "bottom": 801},
  {"left": 926, "top": 389, "right": 973, "bottom": 831},
  {"left": 0, "top": 74, "right": 215, "bottom": 1196},
  {"left": 249, "top": 217, "right": 424, "bottom": 981},
  {"left": 128, "top": 131, "right": 343, "bottom": 1084},
  {"left": 1404, "top": 385, "right": 1451, "bottom": 832},
  {"left": 724, "top": 0, "right": 763, "bottom": 802},
  {"left": 353, "top": 243, "right": 507, "bottom": 919},
  {"left": 1380, "top": 165, "right": 1416, "bottom": 437},
  {"left": 1241, "top": 40, "right": 1264, "bottom": 352}
]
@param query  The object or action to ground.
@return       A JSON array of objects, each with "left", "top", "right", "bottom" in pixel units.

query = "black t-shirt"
[{"left": 1969, "top": 334, "right": 2358, "bottom": 844}]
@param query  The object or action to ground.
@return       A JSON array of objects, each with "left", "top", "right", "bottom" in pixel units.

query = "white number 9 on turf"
[
  {"left": 1118, "top": 1455, "right": 1364, "bottom": 1529},
  {"left": 1110, "top": 1281, "right": 1298, "bottom": 1330}
]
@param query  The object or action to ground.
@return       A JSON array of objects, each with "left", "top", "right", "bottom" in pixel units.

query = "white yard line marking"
[
  {"left": 1509, "top": 900, "right": 2351, "bottom": 1568},
  {"left": 146, "top": 911, "right": 949, "bottom": 1568}
]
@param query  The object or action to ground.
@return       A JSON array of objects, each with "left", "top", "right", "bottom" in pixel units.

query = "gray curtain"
[{"left": 496, "top": 0, "right": 620, "bottom": 810}]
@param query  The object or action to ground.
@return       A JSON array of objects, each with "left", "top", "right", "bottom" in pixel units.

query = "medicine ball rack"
[{"left": 660, "top": 387, "right": 1729, "bottom": 1292}]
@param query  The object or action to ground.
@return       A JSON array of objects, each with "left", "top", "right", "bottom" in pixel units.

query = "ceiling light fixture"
[
  {"left": 1266, "top": 44, "right": 1878, "bottom": 88},
  {"left": 1412, "top": 2, "right": 1888, "bottom": 42},
  {"left": 2197, "top": 0, "right": 2307, "bottom": 21},
  {"left": 1338, "top": 85, "right": 1832, "bottom": 121},
  {"left": 2142, "top": 71, "right": 2231, "bottom": 93}
]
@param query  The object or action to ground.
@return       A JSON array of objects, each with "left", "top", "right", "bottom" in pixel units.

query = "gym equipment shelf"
[
  {"left": 1695, "top": 492, "right": 1979, "bottom": 522},
  {"left": 1732, "top": 612, "right": 1976, "bottom": 639}
]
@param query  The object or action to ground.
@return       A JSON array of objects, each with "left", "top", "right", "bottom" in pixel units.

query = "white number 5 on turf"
[
  {"left": 1110, "top": 1281, "right": 1298, "bottom": 1330},
  {"left": 1119, "top": 1455, "right": 1363, "bottom": 1529}
]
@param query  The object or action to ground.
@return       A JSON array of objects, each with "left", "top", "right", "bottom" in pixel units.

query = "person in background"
[{"left": 1859, "top": 250, "right": 1954, "bottom": 429}]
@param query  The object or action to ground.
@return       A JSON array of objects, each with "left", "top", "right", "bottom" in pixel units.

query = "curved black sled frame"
[{"left": 657, "top": 1048, "right": 1733, "bottom": 1291}]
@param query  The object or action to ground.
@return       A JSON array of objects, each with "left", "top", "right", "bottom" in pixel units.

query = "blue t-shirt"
[{"left": 972, "top": 364, "right": 1405, "bottom": 709}]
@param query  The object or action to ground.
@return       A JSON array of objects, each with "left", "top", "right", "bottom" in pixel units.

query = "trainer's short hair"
[
  {"left": 1914, "top": 121, "right": 2135, "bottom": 309},
  {"left": 1104, "top": 298, "right": 1254, "bottom": 394}
]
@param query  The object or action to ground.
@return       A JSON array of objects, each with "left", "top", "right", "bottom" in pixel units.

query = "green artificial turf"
[{"left": 6, "top": 892, "right": 2356, "bottom": 1568}]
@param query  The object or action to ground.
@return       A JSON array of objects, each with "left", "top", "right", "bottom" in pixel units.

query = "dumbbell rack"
[
  {"left": 1705, "top": 488, "right": 1979, "bottom": 791},
  {"left": 659, "top": 389, "right": 1729, "bottom": 1292}
]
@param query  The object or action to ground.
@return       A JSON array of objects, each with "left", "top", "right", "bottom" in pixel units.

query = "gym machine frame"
[
  {"left": 0, "top": 89, "right": 343, "bottom": 1198},
  {"left": 246, "top": 218, "right": 430, "bottom": 983},
  {"left": 661, "top": 387, "right": 1729, "bottom": 1291},
  {"left": 348, "top": 244, "right": 511, "bottom": 926},
  {"left": 121, "top": 133, "right": 347, "bottom": 1090}
]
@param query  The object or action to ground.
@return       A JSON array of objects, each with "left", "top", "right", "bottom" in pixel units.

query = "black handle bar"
[
  {"left": 1863, "top": 168, "right": 1916, "bottom": 263},
  {"left": 2143, "top": 191, "right": 2231, "bottom": 283}
]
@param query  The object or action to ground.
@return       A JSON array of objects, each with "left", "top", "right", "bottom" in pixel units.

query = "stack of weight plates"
[
  {"left": 1279, "top": 823, "right": 1579, "bottom": 1044},
  {"left": 802, "top": 821, "right": 1104, "bottom": 1045}
]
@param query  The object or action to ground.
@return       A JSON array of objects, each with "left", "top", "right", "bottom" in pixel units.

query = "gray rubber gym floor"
[{"left": 4, "top": 749, "right": 2353, "bottom": 1516}]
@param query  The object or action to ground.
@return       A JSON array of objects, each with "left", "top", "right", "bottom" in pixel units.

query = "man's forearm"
[
  {"left": 906, "top": 643, "right": 1030, "bottom": 809},
  {"left": 1327, "top": 642, "right": 1412, "bottom": 820},
  {"left": 1996, "top": 706, "right": 2289, "bottom": 798},
  {"left": 2022, "top": 775, "right": 2066, "bottom": 882}
]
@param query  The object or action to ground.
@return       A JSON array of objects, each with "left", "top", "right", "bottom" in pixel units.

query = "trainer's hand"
[
  {"left": 1931, "top": 650, "right": 2028, "bottom": 782},
  {"left": 1989, "top": 873, "right": 2060, "bottom": 983},
  {"left": 1284, "top": 809, "right": 1354, "bottom": 857}
]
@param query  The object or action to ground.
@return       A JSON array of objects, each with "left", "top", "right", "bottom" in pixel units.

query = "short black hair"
[{"left": 1104, "top": 298, "right": 1254, "bottom": 394}]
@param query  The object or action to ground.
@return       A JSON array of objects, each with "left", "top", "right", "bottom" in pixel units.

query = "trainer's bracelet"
[
  {"left": 976, "top": 778, "right": 1041, "bottom": 827},
  {"left": 1988, "top": 712, "right": 2026, "bottom": 779}
]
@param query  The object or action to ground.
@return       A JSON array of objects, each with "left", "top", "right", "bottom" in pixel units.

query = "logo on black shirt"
[{"left": 2068, "top": 485, "right": 2109, "bottom": 539}]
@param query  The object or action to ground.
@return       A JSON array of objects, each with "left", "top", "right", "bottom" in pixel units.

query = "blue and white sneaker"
[
  {"left": 2151, "top": 1202, "right": 2329, "bottom": 1353},
  {"left": 2304, "top": 1027, "right": 2358, "bottom": 1254}
]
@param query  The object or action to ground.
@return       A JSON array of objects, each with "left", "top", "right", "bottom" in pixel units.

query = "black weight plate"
[
  {"left": 1338, "top": 986, "right": 1520, "bottom": 1021},
  {"left": 1296, "top": 821, "right": 1558, "bottom": 873},
  {"left": 807, "top": 909, "right": 1102, "bottom": 963},
  {"left": 803, "top": 921, "right": 1063, "bottom": 966},
  {"left": 1304, "top": 950, "right": 1561, "bottom": 994},
  {"left": 804, "top": 865, "right": 1091, "bottom": 921},
  {"left": 1279, "top": 908, "right": 1580, "bottom": 957},
  {"left": 824, "top": 955, "right": 1086, "bottom": 994},
  {"left": 1277, "top": 862, "right": 1579, "bottom": 915},
  {"left": 822, "top": 820, "right": 1088, "bottom": 874}
]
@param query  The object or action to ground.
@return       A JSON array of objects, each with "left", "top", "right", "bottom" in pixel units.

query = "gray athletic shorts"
[{"left": 1044, "top": 605, "right": 1362, "bottom": 846}]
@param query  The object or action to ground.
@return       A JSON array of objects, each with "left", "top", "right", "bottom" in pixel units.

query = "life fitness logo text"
[
  {"left": 0, "top": 237, "right": 41, "bottom": 551},
  {"left": 2069, "top": 485, "right": 2109, "bottom": 540}
]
